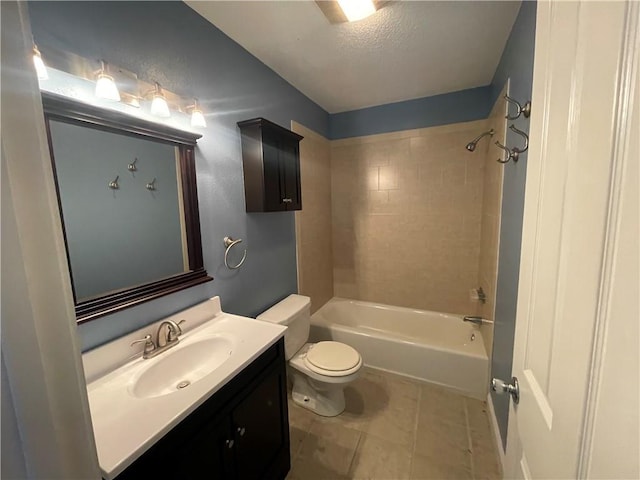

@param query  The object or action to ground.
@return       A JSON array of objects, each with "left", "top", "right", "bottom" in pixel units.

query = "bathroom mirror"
[{"left": 43, "top": 93, "right": 212, "bottom": 323}]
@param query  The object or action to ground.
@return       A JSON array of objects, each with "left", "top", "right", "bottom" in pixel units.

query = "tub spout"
[{"left": 463, "top": 316, "right": 492, "bottom": 326}]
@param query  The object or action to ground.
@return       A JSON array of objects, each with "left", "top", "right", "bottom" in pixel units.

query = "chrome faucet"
[
  {"left": 131, "top": 319, "right": 185, "bottom": 359},
  {"left": 157, "top": 320, "right": 185, "bottom": 348}
]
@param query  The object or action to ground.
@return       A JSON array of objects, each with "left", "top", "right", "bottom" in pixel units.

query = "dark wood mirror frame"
[{"left": 42, "top": 92, "right": 213, "bottom": 324}]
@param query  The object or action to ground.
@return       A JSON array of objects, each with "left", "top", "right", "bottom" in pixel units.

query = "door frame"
[{"left": 1, "top": 2, "right": 100, "bottom": 477}]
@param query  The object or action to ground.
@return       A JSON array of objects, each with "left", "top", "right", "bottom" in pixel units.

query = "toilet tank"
[{"left": 256, "top": 294, "right": 311, "bottom": 360}]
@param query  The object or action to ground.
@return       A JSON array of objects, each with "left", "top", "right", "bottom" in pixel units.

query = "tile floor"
[{"left": 286, "top": 368, "right": 502, "bottom": 480}]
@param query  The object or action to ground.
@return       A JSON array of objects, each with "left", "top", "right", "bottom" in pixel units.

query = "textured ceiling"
[{"left": 185, "top": 1, "right": 521, "bottom": 113}]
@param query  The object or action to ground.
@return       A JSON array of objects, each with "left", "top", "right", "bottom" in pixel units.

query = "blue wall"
[
  {"left": 28, "top": 1, "right": 329, "bottom": 351},
  {"left": 329, "top": 86, "right": 493, "bottom": 139},
  {"left": 489, "top": 0, "right": 537, "bottom": 450}
]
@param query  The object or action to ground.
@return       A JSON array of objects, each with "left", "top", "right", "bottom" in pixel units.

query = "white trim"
[
  {"left": 0, "top": 2, "right": 100, "bottom": 477},
  {"left": 486, "top": 392, "right": 506, "bottom": 477},
  {"left": 577, "top": 1, "right": 639, "bottom": 477}
]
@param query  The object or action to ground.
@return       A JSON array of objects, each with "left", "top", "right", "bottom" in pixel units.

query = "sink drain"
[{"left": 176, "top": 380, "right": 191, "bottom": 390}]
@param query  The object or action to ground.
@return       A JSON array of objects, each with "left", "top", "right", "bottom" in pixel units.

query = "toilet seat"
[{"left": 303, "top": 341, "right": 362, "bottom": 377}]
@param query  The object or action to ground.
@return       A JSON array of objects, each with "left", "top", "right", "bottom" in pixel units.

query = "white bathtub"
[{"left": 310, "top": 297, "right": 489, "bottom": 399}]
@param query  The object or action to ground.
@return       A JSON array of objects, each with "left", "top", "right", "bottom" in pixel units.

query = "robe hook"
[
  {"left": 495, "top": 141, "right": 514, "bottom": 163},
  {"left": 504, "top": 95, "right": 532, "bottom": 120},
  {"left": 509, "top": 124, "right": 529, "bottom": 153}
]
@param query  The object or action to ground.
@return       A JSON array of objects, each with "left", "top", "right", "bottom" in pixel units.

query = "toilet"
[{"left": 256, "top": 294, "right": 363, "bottom": 417}]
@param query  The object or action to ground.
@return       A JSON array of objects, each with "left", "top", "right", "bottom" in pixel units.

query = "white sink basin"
[
  {"left": 129, "top": 335, "right": 235, "bottom": 399},
  {"left": 83, "top": 297, "right": 287, "bottom": 480}
]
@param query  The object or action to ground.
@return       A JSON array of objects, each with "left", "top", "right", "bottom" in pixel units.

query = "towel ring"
[{"left": 223, "top": 236, "right": 247, "bottom": 270}]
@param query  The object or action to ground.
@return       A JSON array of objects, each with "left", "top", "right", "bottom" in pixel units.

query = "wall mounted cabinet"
[
  {"left": 115, "top": 339, "right": 290, "bottom": 480},
  {"left": 238, "top": 118, "right": 303, "bottom": 212}
]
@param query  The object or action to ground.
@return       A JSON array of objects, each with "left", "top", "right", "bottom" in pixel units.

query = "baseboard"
[{"left": 486, "top": 392, "right": 506, "bottom": 476}]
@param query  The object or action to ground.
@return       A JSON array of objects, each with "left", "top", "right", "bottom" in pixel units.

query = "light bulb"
[
  {"left": 337, "top": 0, "right": 376, "bottom": 22},
  {"left": 151, "top": 95, "right": 170, "bottom": 118},
  {"left": 94, "top": 61, "right": 120, "bottom": 101},
  {"left": 191, "top": 109, "right": 206, "bottom": 128},
  {"left": 95, "top": 73, "right": 121, "bottom": 101},
  {"left": 149, "top": 82, "right": 171, "bottom": 118},
  {"left": 33, "top": 46, "right": 48, "bottom": 80}
]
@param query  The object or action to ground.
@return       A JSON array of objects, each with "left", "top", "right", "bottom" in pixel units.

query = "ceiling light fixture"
[
  {"left": 337, "top": 0, "right": 376, "bottom": 22},
  {"left": 188, "top": 99, "right": 207, "bottom": 128},
  {"left": 150, "top": 82, "right": 171, "bottom": 118},
  {"left": 94, "top": 60, "right": 121, "bottom": 102},
  {"left": 32, "top": 44, "right": 48, "bottom": 80}
]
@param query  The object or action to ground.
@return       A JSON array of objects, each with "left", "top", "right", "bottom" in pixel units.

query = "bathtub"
[{"left": 310, "top": 297, "right": 489, "bottom": 399}]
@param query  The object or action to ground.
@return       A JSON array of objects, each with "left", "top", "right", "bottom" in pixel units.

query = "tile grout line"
[
  {"left": 291, "top": 424, "right": 310, "bottom": 465},
  {"left": 288, "top": 405, "right": 312, "bottom": 468},
  {"left": 464, "top": 399, "right": 477, "bottom": 480},
  {"left": 346, "top": 429, "right": 364, "bottom": 478},
  {"left": 409, "top": 385, "right": 423, "bottom": 477}
]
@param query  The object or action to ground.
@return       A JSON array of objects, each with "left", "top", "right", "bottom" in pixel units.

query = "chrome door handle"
[
  {"left": 491, "top": 376, "right": 520, "bottom": 404},
  {"left": 282, "top": 198, "right": 293, "bottom": 203}
]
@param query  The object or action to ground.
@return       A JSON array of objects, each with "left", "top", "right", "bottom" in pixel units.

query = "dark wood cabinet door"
[
  {"left": 262, "top": 136, "right": 286, "bottom": 212},
  {"left": 175, "top": 417, "right": 235, "bottom": 479},
  {"left": 280, "top": 140, "right": 301, "bottom": 211},
  {"left": 232, "top": 367, "right": 287, "bottom": 480}
]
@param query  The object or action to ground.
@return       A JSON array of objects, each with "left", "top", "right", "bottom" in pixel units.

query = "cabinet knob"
[
  {"left": 282, "top": 198, "right": 292, "bottom": 203},
  {"left": 225, "top": 439, "right": 235, "bottom": 449},
  {"left": 237, "top": 426, "right": 246, "bottom": 437}
]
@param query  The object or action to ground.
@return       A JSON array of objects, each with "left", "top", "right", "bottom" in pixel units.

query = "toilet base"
[{"left": 291, "top": 372, "right": 346, "bottom": 417}]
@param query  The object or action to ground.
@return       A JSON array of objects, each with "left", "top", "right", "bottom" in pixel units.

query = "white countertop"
[{"left": 83, "top": 297, "right": 286, "bottom": 479}]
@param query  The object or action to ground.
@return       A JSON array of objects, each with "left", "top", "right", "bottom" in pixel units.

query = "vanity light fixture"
[
  {"left": 150, "top": 82, "right": 171, "bottom": 118},
  {"left": 188, "top": 99, "right": 207, "bottom": 128},
  {"left": 337, "top": 0, "right": 376, "bottom": 22},
  {"left": 94, "top": 60, "right": 121, "bottom": 102},
  {"left": 32, "top": 44, "right": 48, "bottom": 80}
]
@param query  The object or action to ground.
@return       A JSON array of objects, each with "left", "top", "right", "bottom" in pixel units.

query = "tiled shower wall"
[
  {"left": 329, "top": 120, "right": 491, "bottom": 315},
  {"left": 476, "top": 88, "right": 507, "bottom": 356},
  {"left": 293, "top": 122, "right": 334, "bottom": 314}
]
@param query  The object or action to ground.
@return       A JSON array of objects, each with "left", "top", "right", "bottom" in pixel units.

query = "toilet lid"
[{"left": 305, "top": 341, "right": 361, "bottom": 372}]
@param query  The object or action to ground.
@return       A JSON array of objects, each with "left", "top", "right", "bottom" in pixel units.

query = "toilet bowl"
[{"left": 256, "top": 295, "right": 363, "bottom": 416}]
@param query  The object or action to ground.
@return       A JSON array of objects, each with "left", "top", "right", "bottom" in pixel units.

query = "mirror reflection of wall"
[{"left": 48, "top": 120, "right": 188, "bottom": 301}]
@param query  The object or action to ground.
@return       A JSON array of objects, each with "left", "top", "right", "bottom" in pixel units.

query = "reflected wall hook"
[
  {"left": 504, "top": 95, "right": 531, "bottom": 119},
  {"left": 128, "top": 158, "right": 138, "bottom": 172},
  {"left": 108, "top": 175, "right": 120, "bottom": 189},
  {"left": 223, "top": 236, "right": 247, "bottom": 270},
  {"left": 146, "top": 178, "right": 157, "bottom": 191}
]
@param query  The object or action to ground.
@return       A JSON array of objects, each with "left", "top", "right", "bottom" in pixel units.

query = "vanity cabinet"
[
  {"left": 115, "top": 339, "right": 289, "bottom": 480},
  {"left": 237, "top": 118, "right": 303, "bottom": 212}
]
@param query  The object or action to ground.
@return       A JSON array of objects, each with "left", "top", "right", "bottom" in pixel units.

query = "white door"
[{"left": 503, "top": 1, "right": 639, "bottom": 478}]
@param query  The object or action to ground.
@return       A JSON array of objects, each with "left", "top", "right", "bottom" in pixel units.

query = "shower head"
[{"left": 465, "top": 129, "right": 495, "bottom": 152}]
